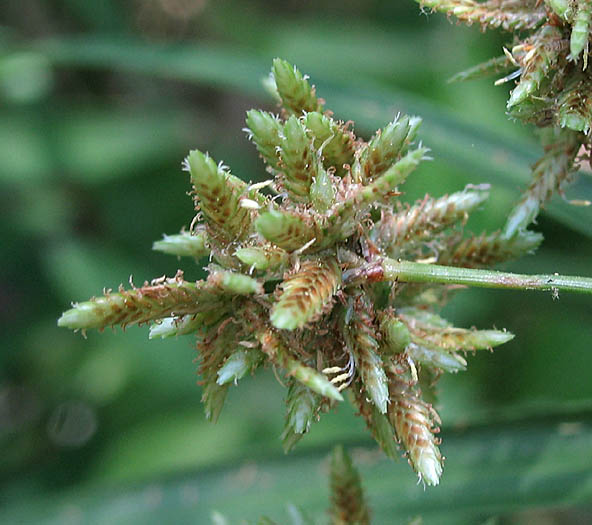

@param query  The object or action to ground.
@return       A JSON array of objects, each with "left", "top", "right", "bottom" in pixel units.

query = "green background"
[{"left": 1, "top": 1, "right": 592, "bottom": 523}]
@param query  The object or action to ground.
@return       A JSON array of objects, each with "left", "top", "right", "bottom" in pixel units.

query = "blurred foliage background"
[{"left": 2, "top": 1, "right": 592, "bottom": 523}]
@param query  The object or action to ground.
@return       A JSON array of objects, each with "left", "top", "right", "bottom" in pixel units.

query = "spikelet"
[
  {"left": 503, "top": 128, "right": 581, "bottom": 238},
  {"left": 379, "top": 186, "right": 489, "bottom": 258},
  {"left": 310, "top": 166, "right": 336, "bottom": 213},
  {"left": 355, "top": 147, "right": 427, "bottom": 206},
  {"left": 570, "top": 1, "right": 592, "bottom": 60},
  {"left": 281, "top": 379, "right": 321, "bottom": 452},
  {"left": 217, "top": 347, "right": 264, "bottom": 385},
  {"left": 252, "top": 321, "right": 343, "bottom": 401},
  {"left": 407, "top": 344, "right": 467, "bottom": 373},
  {"left": 303, "top": 112, "right": 356, "bottom": 177},
  {"left": 197, "top": 316, "right": 239, "bottom": 422},
  {"left": 234, "top": 244, "right": 289, "bottom": 271},
  {"left": 438, "top": 229, "right": 542, "bottom": 267},
  {"left": 545, "top": 0, "right": 571, "bottom": 20},
  {"left": 185, "top": 150, "right": 254, "bottom": 243},
  {"left": 255, "top": 209, "right": 318, "bottom": 252},
  {"left": 149, "top": 313, "right": 206, "bottom": 339},
  {"left": 404, "top": 321, "right": 515, "bottom": 352},
  {"left": 448, "top": 55, "right": 514, "bottom": 83},
  {"left": 418, "top": 0, "right": 546, "bottom": 31},
  {"left": 272, "top": 58, "right": 323, "bottom": 115},
  {"left": 354, "top": 115, "right": 420, "bottom": 183},
  {"left": 507, "top": 26, "right": 563, "bottom": 109},
  {"left": 152, "top": 230, "right": 209, "bottom": 259},
  {"left": 271, "top": 257, "right": 342, "bottom": 330},
  {"left": 245, "top": 109, "right": 283, "bottom": 170},
  {"left": 349, "top": 385, "right": 398, "bottom": 460},
  {"left": 207, "top": 269, "right": 263, "bottom": 295},
  {"left": 346, "top": 293, "right": 389, "bottom": 414},
  {"left": 387, "top": 373, "right": 443, "bottom": 486},
  {"left": 380, "top": 312, "right": 411, "bottom": 354},
  {"left": 557, "top": 73, "right": 592, "bottom": 133},
  {"left": 329, "top": 147, "right": 427, "bottom": 235},
  {"left": 277, "top": 115, "right": 319, "bottom": 201},
  {"left": 57, "top": 272, "right": 224, "bottom": 331},
  {"left": 329, "top": 446, "right": 371, "bottom": 525}
]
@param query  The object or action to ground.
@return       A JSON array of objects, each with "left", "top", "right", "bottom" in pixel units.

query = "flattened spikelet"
[
  {"left": 271, "top": 257, "right": 342, "bottom": 330},
  {"left": 388, "top": 375, "right": 443, "bottom": 486}
]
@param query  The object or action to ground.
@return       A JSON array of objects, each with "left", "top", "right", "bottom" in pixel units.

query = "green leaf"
[{"left": 3, "top": 401, "right": 591, "bottom": 523}]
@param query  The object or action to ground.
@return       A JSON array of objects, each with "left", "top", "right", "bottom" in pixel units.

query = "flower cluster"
[
  {"left": 417, "top": 0, "right": 590, "bottom": 236},
  {"left": 59, "top": 59, "right": 550, "bottom": 486}
]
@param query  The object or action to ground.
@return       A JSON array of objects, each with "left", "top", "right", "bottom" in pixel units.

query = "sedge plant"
[{"left": 58, "top": 59, "right": 592, "bottom": 487}]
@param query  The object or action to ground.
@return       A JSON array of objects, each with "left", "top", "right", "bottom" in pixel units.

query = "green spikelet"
[
  {"left": 557, "top": 73, "right": 592, "bottom": 132},
  {"left": 349, "top": 386, "right": 398, "bottom": 460},
  {"left": 217, "top": 348, "right": 264, "bottom": 385},
  {"left": 185, "top": 150, "right": 252, "bottom": 242},
  {"left": 398, "top": 307, "right": 452, "bottom": 328},
  {"left": 448, "top": 55, "right": 514, "bottom": 83},
  {"left": 149, "top": 314, "right": 204, "bottom": 339},
  {"left": 310, "top": 166, "right": 336, "bottom": 213},
  {"left": 346, "top": 294, "right": 389, "bottom": 414},
  {"left": 387, "top": 374, "right": 443, "bottom": 486},
  {"left": 356, "top": 147, "right": 427, "bottom": 205},
  {"left": 271, "top": 257, "right": 341, "bottom": 330},
  {"left": 545, "top": 0, "right": 571, "bottom": 20},
  {"left": 281, "top": 380, "right": 321, "bottom": 452},
  {"left": 57, "top": 272, "right": 224, "bottom": 331},
  {"left": 570, "top": 1, "right": 592, "bottom": 60},
  {"left": 329, "top": 446, "right": 371, "bottom": 525},
  {"left": 417, "top": 0, "right": 546, "bottom": 31},
  {"left": 255, "top": 209, "right": 318, "bottom": 252},
  {"left": 278, "top": 115, "right": 318, "bottom": 201},
  {"left": 152, "top": 230, "right": 209, "bottom": 259},
  {"left": 303, "top": 112, "right": 356, "bottom": 176},
  {"left": 245, "top": 109, "right": 283, "bottom": 170},
  {"left": 407, "top": 344, "right": 467, "bottom": 373},
  {"left": 207, "top": 269, "right": 263, "bottom": 295},
  {"left": 331, "top": 147, "right": 427, "bottom": 233},
  {"left": 356, "top": 116, "right": 419, "bottom": 183},
  {"left": 507, "top": 26, "right": 562, "bottom": 109},
  {"left": 380, "top": 313, "right": 411, "bottom": 354},
  {"left": 272, "top": 58, "right": 323, "bottom": 115},
  {"left": 406, "top": 321, "right": 515, "bottom": 351},
  {"left": 379, "top": 187, "right": 489, "bottom": 258},
  {"left": 439, "top": 230, "right": 542, "bottom": 268},
  {"left": 503, "top": 128, "right": 581, "bottom": 238},
  {"left": 234, "top": 245, "right": 289, "bottom": 271}
]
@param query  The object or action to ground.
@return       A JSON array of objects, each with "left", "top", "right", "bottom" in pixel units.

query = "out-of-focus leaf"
[
  {"left": 1, "top": 401, "right": 591, "bottom": 524},
  {"left": 0, "top": 107, "right": 198, "bottom": 185},
  {"left": 34, "top": 37, "right": 592, "bottom": 235}
]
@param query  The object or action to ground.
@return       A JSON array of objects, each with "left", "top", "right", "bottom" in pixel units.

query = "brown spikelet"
[
  {"left": 387, "top": 372, "right": 443, "bottom": 486},
  {"left": 58, "top": 271, "right": 226, "bottom": 331},
  {"left": 270, "top": 257, "right": 342, "bottom": 330},
  {"left": 347, "top": 294, "right": 389, "bottom": 414},
  {"left": 349, "top": 383, "right": 398, "bottom": 460},
  {"left": 437, "top": 229, "right": 542, "bottom": 268}
]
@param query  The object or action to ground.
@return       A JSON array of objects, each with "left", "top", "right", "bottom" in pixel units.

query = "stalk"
[{"left": 347, "top": 258, "right": 592, "bottom": 295}]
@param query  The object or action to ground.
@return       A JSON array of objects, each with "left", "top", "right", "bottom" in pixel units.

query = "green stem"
[{"left": 348, "top": 258, "right": 592, "bottom": 295}]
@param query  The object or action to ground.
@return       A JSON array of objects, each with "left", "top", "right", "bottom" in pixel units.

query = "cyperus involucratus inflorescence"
[{"left": 59, "top": 59, "right": 592, "bottom": 486}]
